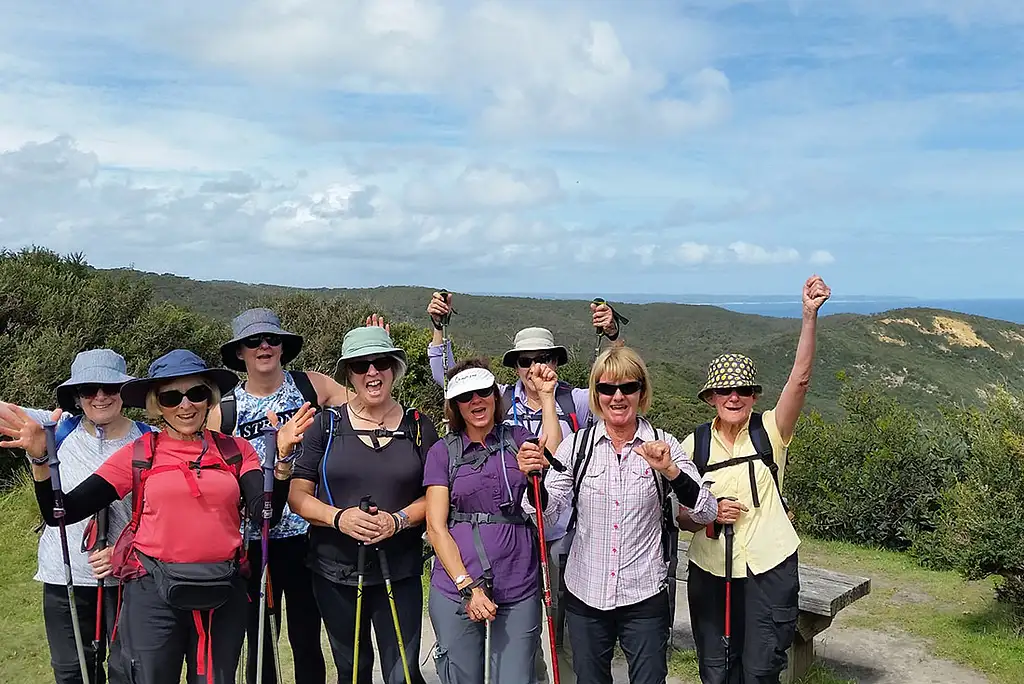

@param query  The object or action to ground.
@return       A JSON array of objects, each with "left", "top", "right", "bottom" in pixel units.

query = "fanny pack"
[{"left": 138, "top": 552, "right": 239, "bottom": 611}]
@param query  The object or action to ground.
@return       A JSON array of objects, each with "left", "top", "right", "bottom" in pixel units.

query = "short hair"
[
  {"left": 588, "top": 345, "right": 653, "bottom": 420},
  {"left": 444, "top": 357, "right": 505, "bottom": 434},
  {"left": 144, "top": 376, "right": 222, "bottom": 421}
]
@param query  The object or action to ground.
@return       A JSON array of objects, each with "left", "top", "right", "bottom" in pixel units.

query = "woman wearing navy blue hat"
[{"left": 9, "top": 349, "right": 315, "bottom": 684}]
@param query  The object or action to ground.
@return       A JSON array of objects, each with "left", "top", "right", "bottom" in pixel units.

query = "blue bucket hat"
[
  {"left": 220, "top": 308, "right": 303, "bottom": 373},
  {"left": 119, "top": 349, "right": 239, "bottom": 409},
  {"left": 55, "top": 349, "right": 137, "bottom": 414}
]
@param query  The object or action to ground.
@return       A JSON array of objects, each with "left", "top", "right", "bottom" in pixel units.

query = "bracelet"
[
  {"left": 391, "top": 512, "right": 401, "bottom": 532},
  {"left": 29, "top": 454, "right": 48, "bottom": 466},
  {"left": 333, "top": 509, "right": 343, "bottom": 531}
]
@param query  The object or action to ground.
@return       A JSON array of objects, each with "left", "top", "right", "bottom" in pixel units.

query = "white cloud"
[
  {"left": 728, "top": 242, "right": 801, "bottom": 265},
  {"left": 404, "top": 163, "right": 563, "bottom": 214},
  {"left": 809, "top": 250, "right": 836, "bottom": 265}
]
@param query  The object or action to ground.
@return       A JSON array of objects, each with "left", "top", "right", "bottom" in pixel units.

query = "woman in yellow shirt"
[{"left": 679, "top": 275, "right": 830, "bottom": 684}]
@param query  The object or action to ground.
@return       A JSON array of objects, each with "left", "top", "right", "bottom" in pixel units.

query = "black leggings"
[
  {"left": 244, "top": 534, "right": 327, "bottom": 684},
  {"left": 43, "top": 582, "right": 125, "bottom": 684}
]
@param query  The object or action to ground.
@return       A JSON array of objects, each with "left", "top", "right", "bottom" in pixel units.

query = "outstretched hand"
[
  {"left": 802, "top": 275, "right": 831, "bottom": 316},
  {"left": 365, "top": 314, "right": 391, "bottom": 333},
  {"left": 0, "top": 403, "right": 59, "bottom": 461},
  {"left": 268, "top": 402, "right": 316, "bottom": 478}
]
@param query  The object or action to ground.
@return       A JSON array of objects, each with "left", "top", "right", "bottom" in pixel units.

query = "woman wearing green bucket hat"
[
  {"left": 679, "top": 275, "right": 830, "bottom": 684},
  {"left": 289, "top": 325, "right": 440, "bottom": 684}
]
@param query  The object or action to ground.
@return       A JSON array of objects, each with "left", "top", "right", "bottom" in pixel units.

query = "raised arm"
[
  {"left": 426, "top": 291, "right": 455, "bottom": 387},
  {"left": 774, "top": 275, "right": 830, "bottom": 442}
]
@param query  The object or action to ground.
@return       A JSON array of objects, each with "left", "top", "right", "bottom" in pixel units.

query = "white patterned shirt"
[{"left": 525, "top": 418, "right": 717, "bottom": 611}]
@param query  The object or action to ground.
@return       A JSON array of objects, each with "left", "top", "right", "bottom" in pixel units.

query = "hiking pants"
[
  {"left": 312, "top": 572, "right": 425, "bottom": 684},
  {"left": 116, "top": 573, "right": 248, "bottom": 684},
  {"left": 43, "top": 582, "right": 126, "bottom": 684},
  {"left": 565, "top": 589, "right": 671, "bottom": 684},
  {"left": 687, "top": 552, "right": 800, "bottom": 684},
  {"left": 244, "top": 534, "right": 326, "bottom": 684},
  {"left": 428, "top": 589, "right": 541, "bottom": 684}
]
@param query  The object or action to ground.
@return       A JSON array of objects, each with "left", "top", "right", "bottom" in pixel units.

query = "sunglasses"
[
  {"left": 241, "top": 334, "right": 282, "bottom": 349},
  {"left": 712, "top": 386, "right": 756, "bottom": 397},
  {"left": 596, "top": 381, "right": 643, "bottom": 396},
  {"left": 77, "top": 383, "right": 122, "bottom": 399},
  {"left": 516, "top": 352, "right": 555, "bottom": 368},
  {"left": 348, "top": 357, "right": 395, "bottom": 374},
  {"left": 454, "top": 385, "right": 496, "bottom": 404},
  {"left": 157, "top": 384, "right": 212, "bottom": 408}
]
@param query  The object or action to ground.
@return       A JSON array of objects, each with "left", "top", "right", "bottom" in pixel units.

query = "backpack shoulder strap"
[
  {"left": 445, "top": 432, "right": 464, "bottom": 490},
  {"left": 501, "top": 385, "right": 515, "bottom": 416},
  {"left": 567, "top": 425, "right": 597, "bottom": 534},
  {"left": 219, "top": 389, "right": 237, "bottom": 435},
  {"left": 54, "top": 414, "right": 83, "bottom": 451},
  {"left": 748, "top": 412, "right": 786, "bottom": 505},
  {"left": 128, "top": 431, "right": 158, "bottom": 531},
  {"left": 401, "top": 407, "right": 425, "bottom": 467},
  {"left": 210, "top": 431, "right": 244, "bottom": 478},
  {"left": 133, "top": 421, "right": 154, "bottom": 435},
  {"left": 290, "top": 371, "right": 321, "bottom": 410},
  {"left": 554, "top": 383, "right": 580, "bottom": 432},
  {"left": 693, "top": 422, "right": 713, "bottom": 475}
]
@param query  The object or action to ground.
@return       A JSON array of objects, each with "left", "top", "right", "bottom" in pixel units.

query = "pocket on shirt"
[
  {"left": 580, "top": 463, "right": 607, "bottom": 494},
  {"left": 631, "top": 457, "right": 655, "bottom": 480}
]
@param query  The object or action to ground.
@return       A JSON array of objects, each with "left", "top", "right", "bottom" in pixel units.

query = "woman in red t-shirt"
[{"left": 15, "top": 350, "right": 313, "bottom": 684}]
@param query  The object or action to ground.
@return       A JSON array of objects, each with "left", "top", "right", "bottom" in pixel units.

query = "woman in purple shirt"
[{"left": 423, "top": 358, "right": 562, "bottom": 684}]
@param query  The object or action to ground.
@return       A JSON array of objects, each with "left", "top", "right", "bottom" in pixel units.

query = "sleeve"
[
  {"left": 94, "top": 441, "right": 138, "bottom": 498},
  {"left": 236, "top": 438, "right": 261, "bottom": 477},
  {"left": 571, "top": 387, "right": 591, "bottom": 427},
  {"left": 522, "top": 429, "right": 578, "bottom": 528},
  {"left": 761, "top": 409, "right": 790, "bottom": 483},
  {"left": 239, "top": 470, "right": 290, "bottom": 526},
  {"left": 427, "top": 341, "right": 453, "bottom": 387},
  {"left": 663, "top": 431, "right": 717, "bottom": 525},
  {"left": 422, "top": 439, "right": 451, "bottom": 488},
  {"left": 35, "top": 475, "right": 120, "bottom": 526},
  {"left": 291, "top": 411, "right": 328, "bottom": 483},
  {"left": 20, "top": 406, "right": 58, "bottom": 425},
  {"left": 418, "top": 413, "right": 441, "bottom": 458}
]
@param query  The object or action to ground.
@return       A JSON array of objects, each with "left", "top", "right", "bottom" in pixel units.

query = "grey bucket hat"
[
  {"left": 219, "top": 308, "right": 303, "bottom": 372},
  {"left": 55, "top": 349, "right": 137, "bottom": 414}
]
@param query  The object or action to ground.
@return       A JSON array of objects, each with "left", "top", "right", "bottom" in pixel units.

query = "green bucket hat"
[
  {"left": 334, "top": 327, "right": 408, "bottom": 383},
  {"left": 698, "top": 353, "right": 763, "bottom": 402}
]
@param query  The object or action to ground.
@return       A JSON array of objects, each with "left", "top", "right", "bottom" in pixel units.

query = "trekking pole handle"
[
  {"left": 260, "top": 426, "right": 278, "bottom": 500},
  {"left": 524, "top": 437, "right": 566, "bottom": 473},
  {"left": 41, "top": 421, "right": 62, "bottom": 492}
]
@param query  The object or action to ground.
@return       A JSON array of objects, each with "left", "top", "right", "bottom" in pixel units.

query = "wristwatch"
[{"left": 395, "top": 510, "right": 410, "bottom": 531}]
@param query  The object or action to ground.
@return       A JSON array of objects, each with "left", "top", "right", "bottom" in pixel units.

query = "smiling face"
[
  {"left": 153, "top": 375, "right": 213, "bottom": 436},
  {"left": 454, "top": 385, "right": 497, "bottom": 432},
  {"left": 236, "top": 333, "right": 283, "bottom": 374},
  {"left": 76, "top": 384, "right": 124, "bottom": 426},
  {"left": 595, "top": 375, "right": 643, "bottom": 429},
  {"left": 708, "top": 386, "right": 758, "bottom": 427},
  {"left": 347, "top": 355, "right": 397, "bottom": 406}
]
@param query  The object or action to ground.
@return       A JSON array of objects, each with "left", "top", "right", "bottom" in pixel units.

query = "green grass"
[{"left": 666, "top": 646, "right": 854, "bottom": 684}]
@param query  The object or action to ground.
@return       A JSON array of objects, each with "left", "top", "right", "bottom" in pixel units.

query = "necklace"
[{"left": 349, "top": 401, "right": 399, "bottom": 427}]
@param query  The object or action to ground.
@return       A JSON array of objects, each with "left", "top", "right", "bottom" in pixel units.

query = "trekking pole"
[
  {"left": 437, "top": 289, "right": 456, "bottom": 434},
  {"left": 723, "top": 522, "right": 735, "bottom": 679},
  {"left": 371, "top": 510, "right": 413, "bottom": 684},
  {"left": 81, "top": 507, "right": 109, "bottom": 684},
  {"left": 483, "top": 573, "right": 493, "bottom": 684},
  {"left": 42, "top": 421, "right": 90, "bottom": 684},
  {"left": 352, "top": 495, "right": 374, "bottom": 684},
  {"left": 258, "top": 426, "right": 284, "bottom": 684},
  {"left": 529, "top": 469, "right": 561, "bottom": 684}
]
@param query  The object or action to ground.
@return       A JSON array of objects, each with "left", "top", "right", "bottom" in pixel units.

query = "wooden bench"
[{"left": 669, "top": 540, "right": 871, "bottom": 682}]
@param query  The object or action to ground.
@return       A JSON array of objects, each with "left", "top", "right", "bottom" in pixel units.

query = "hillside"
[{"left": 109, "top": 268, "right": 1024, "bottom": 418}]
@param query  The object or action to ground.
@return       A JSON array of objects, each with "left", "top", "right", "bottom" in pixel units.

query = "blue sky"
[{"left": 1, "top": 0, "right": 1022, "bottom": 299}]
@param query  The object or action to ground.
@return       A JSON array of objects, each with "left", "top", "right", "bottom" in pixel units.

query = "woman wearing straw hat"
[
  {"left": 11, "top": 349, "right": 310, "bottom": 684},
  {"left": 679, "top": 275, "right": 830, "bottom": 684},
  {"left": 0, "top": 349, "right": 153, "bottom": 684},
  {"left": 289, "top": 325, "right": 439, "bottom": 684}
]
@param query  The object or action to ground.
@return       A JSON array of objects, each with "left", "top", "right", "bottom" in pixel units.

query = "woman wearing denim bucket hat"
[
  {"left": 289, "top": 325, "right": 439, "bottom": 684},
  {"left": 16, "top": 349, "right": 313, "bottom": 684},
  {"left": 678, "top": 275, "right": 830, "bottom": 684},
  {"left": 0, "top": 349, "right": 154, "bottom": 684}
]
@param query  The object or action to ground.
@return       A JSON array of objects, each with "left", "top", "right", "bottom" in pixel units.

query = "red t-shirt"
[{"left": 96, "top": 430, "right": 260, "bottom": 564}]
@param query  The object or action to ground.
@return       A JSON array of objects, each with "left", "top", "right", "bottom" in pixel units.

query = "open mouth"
[
  {"left": 256, "top": 352, "right": 274, "bottom": 361},
  {"left": 470, "top": 405, "right": 487, "bottom": 418},
  {"left": 177, "top": 410, "right": 199, "bottom": 422},
  {"left": 91, "top": 401, "right": 114, "bottom": 411},
  {"left": 609, "top": 401, "right": 629, "bottom": 412},
  {"left": 366, "top": 379, "right": 383, "bottom": 391}
]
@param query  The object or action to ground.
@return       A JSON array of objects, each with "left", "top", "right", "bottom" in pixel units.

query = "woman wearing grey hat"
[
  {"left": 0, "top": 349, "right": 156, "bottom": 684},
  {"left": 289, "top": 325, "right": 440, "bottom": 684},
  {"left": 10, "top": 349, "right": 312, "bottom": 684}
]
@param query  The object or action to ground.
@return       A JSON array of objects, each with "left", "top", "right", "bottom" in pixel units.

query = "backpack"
[
  {"left": 692, "top": 412, "right": 787, "bottom": 513},
  {"left": 219, "top": 370, "right": 320, "bottom": 436},
  {"left": 502, "top": 381, "right": 580, "bottom": 433},
  {"left": 315, "top": 405, "right": 425, "bottom": 507},
  {"left": 54, "top": 414, "right": 154, "bottom": 451}
]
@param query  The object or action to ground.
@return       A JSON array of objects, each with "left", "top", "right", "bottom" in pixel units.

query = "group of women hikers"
[{"left": 0, "top": 274, "right": 831, "bottom": 684}]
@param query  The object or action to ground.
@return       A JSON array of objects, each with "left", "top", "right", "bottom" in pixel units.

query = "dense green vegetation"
[{"left": 3, "top": 247, "right": 1022, "bottom": 643}]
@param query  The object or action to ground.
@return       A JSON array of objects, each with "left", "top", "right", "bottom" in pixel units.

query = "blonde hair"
[
  {"left": 144, "top": 376, "right": 222, "bottom": 420},
  {"left": 588, "top": 345, "right": 653, "bottom": 420}
]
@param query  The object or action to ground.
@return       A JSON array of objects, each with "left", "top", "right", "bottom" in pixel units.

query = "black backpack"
[
  {"left": 501, "top": 381, "right": 581, "bottom": 432},
  {"left": 219, "top": 370, "right": 320, "bottom": 437}
]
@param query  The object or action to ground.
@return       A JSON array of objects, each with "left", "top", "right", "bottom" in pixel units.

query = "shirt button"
[
  {"left": 614, "top": 501, "right": 619, "bottom": 506},
  {"left": 610, "top": 572, "right": 615, "bottom": 577},
  {"left": 612, "top": 548, "right": 617, "bottom": 553},
  {"left": 613, "top": 524, "right": 618, "bottom": 530}
]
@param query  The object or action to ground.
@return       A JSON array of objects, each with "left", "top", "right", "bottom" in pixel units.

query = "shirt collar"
[{"left": 595, "top": 416, "right": 656, "bottom": 445}]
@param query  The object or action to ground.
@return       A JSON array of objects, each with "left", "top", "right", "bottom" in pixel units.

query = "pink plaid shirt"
[{"left": 525, "top": 418, "right": 717, "bottom": 611}]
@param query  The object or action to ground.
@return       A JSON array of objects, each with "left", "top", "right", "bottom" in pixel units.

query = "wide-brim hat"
[
  {"left": 333, "top": 326, "right": 408, "bottom": 379},
  {"left": 445, "top": 367, "right": 496, "bottom": 400},
  {"left": 120, "top": 349, "right": 240, "bottom": 409},
  {"left": 501, "top": 327, "right": 569, "bottom": 368},
  {"left": 698, "top": 353, "right": 763, "bottom": 403},
  {"left": 55, "top": 349, "right": 137, "bottom": 414},
  {"left": 220, "top": 308, "right": 303, "bottom": 373}
]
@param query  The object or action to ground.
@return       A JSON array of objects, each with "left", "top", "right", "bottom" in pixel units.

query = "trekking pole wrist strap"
[{"left": 333, "top": 508, "right": 344, "bottom": 531}]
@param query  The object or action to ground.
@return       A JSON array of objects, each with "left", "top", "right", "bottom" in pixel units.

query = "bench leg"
[{"left": 784, "top": 633, "right": 814, "bottom": 683}]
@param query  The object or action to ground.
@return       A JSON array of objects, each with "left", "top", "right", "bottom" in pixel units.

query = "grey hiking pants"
[
  {"left": 43, "top": 582, "right": 126, "bottom": 684},
  {"left": 428, "top": 589, "right": 541, "bottom": 684}
]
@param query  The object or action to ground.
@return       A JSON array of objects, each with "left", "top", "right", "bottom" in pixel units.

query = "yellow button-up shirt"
[{"left": 681, "top": 409, "right": 799, "bottom": 578}]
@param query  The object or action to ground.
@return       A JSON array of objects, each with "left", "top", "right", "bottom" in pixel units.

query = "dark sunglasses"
[
  {"left": 516, "top": 352, "right": 555, "bottom": 368},
  {"left": 241, "top": 333, "right": 282, "bottom": 349},
  {"left": 712, "top": 386, "right": 756, "bottom": 397},
  {"left": 348, "top": 357, "right": 395, "bottom": 374},
  {"left": 596, "top": 380, "right": 643, "bottom": 396},
  {"left": 77, "top": 383, "right": 122, "bottom": 399},
  {"left": 454, "top": 385, "right": 496, "bottom": 404},
  {"left": 157, "top": 384, "right": 212, "bottom": 408}
]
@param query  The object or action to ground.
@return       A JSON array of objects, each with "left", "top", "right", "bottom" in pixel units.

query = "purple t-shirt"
[{"left": 423, "top": 424, "right": 538, "bottom": 605}]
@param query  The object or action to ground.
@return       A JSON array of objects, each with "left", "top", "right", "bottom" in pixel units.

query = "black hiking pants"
[
  {"left": 687, "top": 552, "right": 800, "bottom": 684},
  {"left": 244, "top": 534, "right": 327, "bottom": 684},
  {"left": 116, "top": 572, "right": 248, "bottom": 684},
  {"left": 312, "top": 572, "right": 426, "bottom": 684},
  {"left": 43, "top": 582, "right": 126, "bottom": 684}
]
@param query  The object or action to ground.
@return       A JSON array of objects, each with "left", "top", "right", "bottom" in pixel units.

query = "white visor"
[{"left": 445, "top": 367, "right": 496, "bottom": 400}]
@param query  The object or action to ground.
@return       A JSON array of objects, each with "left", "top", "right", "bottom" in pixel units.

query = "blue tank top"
[{"left": 231, "top": 371, "right": 311, "bottom": 540}]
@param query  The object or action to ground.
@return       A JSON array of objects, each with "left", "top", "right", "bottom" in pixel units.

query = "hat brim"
[
  {"left": 120, "top": 369, "right": 240, "bottom": 409},
  {"left": 220, "top": 333, "right": 303, "bottom": 373},
  {"left": 334, "top": 348, "right": 408, "bottom": 377},
  {"left": 55, "top": 370, "right": 137, "bottom": 414},
  {"left": 445, "top": 369, "right": 498, "bottom": 400},
  {"left": 501, "top": 345, "right": 569, "bottom": 368},
  {"left": 698, "top": 383, "right": 763, "bottom": 403}
]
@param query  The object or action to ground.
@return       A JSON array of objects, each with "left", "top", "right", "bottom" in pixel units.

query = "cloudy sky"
[{"left": 1, "top": 1, "right": 1022, "bottom": 298}]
